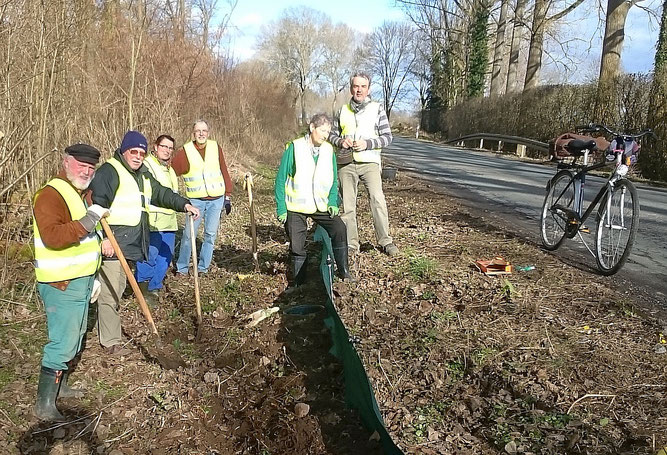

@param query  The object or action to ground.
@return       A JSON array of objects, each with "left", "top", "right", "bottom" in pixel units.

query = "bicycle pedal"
[{"left": 579, "top": 225, "right": 590, "bottom": 234}]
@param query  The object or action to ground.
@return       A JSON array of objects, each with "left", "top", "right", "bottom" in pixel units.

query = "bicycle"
[{"left": 539, "top": 123, "right": 654, "bottom": 275}]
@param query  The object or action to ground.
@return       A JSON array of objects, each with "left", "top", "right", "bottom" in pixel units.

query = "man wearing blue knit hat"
[{"left": 89, "top": 131, "right": 200, "bottom": 355}]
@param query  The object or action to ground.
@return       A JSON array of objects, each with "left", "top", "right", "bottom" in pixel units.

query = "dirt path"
[{"left": 1, "top": 170, "right": 665, "bottom": 454}]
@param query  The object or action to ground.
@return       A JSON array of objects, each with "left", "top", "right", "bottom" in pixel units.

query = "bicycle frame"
[{"left": 551, "top": 152, "right": 617, "bottom": 227}]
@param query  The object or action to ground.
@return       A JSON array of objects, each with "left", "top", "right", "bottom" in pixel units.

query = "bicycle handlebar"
[{"left": 576, "top": 123, "right": 656, "bottom": 140}]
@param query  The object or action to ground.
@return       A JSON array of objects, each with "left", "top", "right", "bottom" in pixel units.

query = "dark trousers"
[{"left": 286, "top": 211, "right": 347, "bottom": 257}]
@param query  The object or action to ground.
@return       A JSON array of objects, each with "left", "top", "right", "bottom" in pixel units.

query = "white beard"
[{"left": 65, "top": 168, "right": 91, "bottom": 191}]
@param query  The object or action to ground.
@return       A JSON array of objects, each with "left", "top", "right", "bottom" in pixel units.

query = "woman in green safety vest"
[{"left": 274, "top": 113, "right": 355, "bottom": 290}]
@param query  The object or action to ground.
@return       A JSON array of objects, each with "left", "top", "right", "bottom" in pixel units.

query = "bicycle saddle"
[{"left": 565, "top": 139, "right": 597, "bottom": 155}]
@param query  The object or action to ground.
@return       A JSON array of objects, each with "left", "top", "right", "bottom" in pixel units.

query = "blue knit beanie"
[{"left": 120, "top": 131, "right": 148, "bottom": 153}]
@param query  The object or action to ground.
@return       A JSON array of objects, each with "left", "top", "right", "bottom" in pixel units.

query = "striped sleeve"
[
  {"left": 369, "top": 106, "right": 393, "bottom": 150},
  {"left": 328, "top": 113, "right": 345, "bottom": 148}
]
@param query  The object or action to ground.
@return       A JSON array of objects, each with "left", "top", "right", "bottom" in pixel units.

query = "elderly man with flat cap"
[
  {"left": 33, "top": 143, "right": 109, "bottom": 421},
  {"left": 89, "top": 131, "right": 200, "bottom": 356}
]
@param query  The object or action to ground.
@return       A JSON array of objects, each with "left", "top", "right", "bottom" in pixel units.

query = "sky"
[{"left": 223, "top": 0, "right": 662, "bottom": 84}]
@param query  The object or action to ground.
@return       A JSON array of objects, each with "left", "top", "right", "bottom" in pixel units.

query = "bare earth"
[{"left": 1, "top": 171, "right": 665, "bottom": 454}]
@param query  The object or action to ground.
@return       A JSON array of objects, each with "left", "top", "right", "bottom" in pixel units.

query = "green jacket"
[{"left": 274, "top": 140, "right": 339, "bottom": 218}]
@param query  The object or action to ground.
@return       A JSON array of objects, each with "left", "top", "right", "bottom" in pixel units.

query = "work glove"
[
  {"left": 79, "top": 204, "right": 110, "bottom": 232},
  {"left": 224, "top": 196, "right": 232, "bottom": 215},
  {"left": 327, "top": 206, "right": 339, "bottom": 218},
  {"left": 90, "top": 279, "right": 102, "bottom": 303},
  {"left": 277, "top": 213, "right": 287, "bottom": 224}
]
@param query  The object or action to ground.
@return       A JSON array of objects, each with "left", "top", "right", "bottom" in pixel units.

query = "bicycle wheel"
[
  {"left": 540, "top": 170, "right": 575, "bottom": 250},
  {"left": 595, "top": 179, "right": 639, "bottom": 275}
]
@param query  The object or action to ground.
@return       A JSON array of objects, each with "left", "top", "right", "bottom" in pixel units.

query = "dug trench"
[{"left": 1, "top": 169, "right": 666, "bottom": 454}]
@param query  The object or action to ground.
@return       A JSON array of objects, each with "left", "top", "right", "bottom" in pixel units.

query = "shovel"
[
  {"left": 188, "top": 214, "right": 203, "bottom": 340},
  {"left": 100, "top": 219, "right": 185, "bottom": 369},
  {"left": 243, "top": 172, "right": 260, "bottom": 272}
]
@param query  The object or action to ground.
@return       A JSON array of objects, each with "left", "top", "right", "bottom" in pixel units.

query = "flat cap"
[{"left": 65, "top": 143, "right": 101, "bottom": 165}]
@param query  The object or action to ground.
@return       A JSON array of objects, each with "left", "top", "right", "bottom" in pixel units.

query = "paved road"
[{"left": 384, "top": 137, "right": 667, "bottom": 307}]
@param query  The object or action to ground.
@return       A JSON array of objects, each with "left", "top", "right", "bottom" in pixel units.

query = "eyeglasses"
[
  {"left": 157, "top": 144, "right": 174, "bottom": 151},
  {"left": 194, "top": 129, "right": 209, "bottom": 134},
  {"left": 127, "top": 149, "right": 146, "bottom": 157}
]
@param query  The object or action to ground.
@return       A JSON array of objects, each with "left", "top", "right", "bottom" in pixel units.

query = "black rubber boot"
[
  {"left": 333, "top": 246, "right": 356, "bottom": 282},
  {"left": 286, "top": 256, "right": 307, "bottom": 293},
  {"left": 34, "top": 366, "right": 65, "bottom": 421},
  {"left": 58, "top": 371, "right": 85, "bottom": 399}
]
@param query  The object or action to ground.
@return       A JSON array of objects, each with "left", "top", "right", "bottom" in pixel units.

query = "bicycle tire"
[
  {"left": 595, "top": 179, "right": 639, "bottom": 275},
  {"left": 540, "top": 170, "right": 575, "bottom": 251}
]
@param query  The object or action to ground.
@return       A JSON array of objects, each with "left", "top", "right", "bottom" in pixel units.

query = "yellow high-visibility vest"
[
  {"left": 33, "top": 178, "right": 101, "bottom": 283},
  {"left": 106, "top": 157, "right": 152, "bottom": 226},
  {"left": 182, "top": 140, "right": 225, "bottom": 198},
  {"left": 285, "top": 137, "right": 334, "bottom": 214},
  {"left": 143, "top": 154, "right": 179, "bottom": 231},
  {"left": 339, "top": 102, "right": 382, "bottom": 164}
]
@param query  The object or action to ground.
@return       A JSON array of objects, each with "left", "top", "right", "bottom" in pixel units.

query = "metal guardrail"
[{"left": 445, "top": 133, "right": 549, "bottom": 156}]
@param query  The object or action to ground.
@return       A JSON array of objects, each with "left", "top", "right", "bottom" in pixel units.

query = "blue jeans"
[
  {"left": 135, "top": 231, "right": 175, "bottom": 291},
  {"left": 176, "top": 197, "right": 224, "bottom": 273},
  {"left": 38, "top": 275, "right": 94, "bottom": 370}
]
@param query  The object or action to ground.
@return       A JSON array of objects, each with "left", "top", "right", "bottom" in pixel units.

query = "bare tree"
[
  {"left": 506, "top": 0, "right": 528, "bottom": 93},
  {"left": 319, "top": 23, "right": 359, "bottom": 116},
  {"left": 523, "top": 0, "right": 585, "bottom": 90},
  {"left": 490, "top": 0, "right": 510, "bottom": 95},
  {"left": 258, "top": 6, "right": 327, "bottom": 125},
  {"left": 367, "top": 21, "right": 418, "bottom": 119},
  {"left": 598, "top": 0, "right": 645, "bottom": 86}
]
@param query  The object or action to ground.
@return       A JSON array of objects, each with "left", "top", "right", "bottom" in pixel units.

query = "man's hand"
[
  {"left": 352, "top": 140, "right": 368, "bottom": 152},
  {"left": 341, "top": 138, "right": 354, "bottom": 149},
  {"left": 101, "top": 239, "right": 114, "bottom": 257},
  {"left": 88, "top": 204, "right": 110, "bottom": 219},
  {"left": 185, "top": 204, "right": 201, "bottom": 220},
  {"left": 79, "top": 204, "right": 110, "bottom": 233},
  {"left": 224, "top": 196, "right": 232, "bottom": 215},
  {"left": 327, "top": 206, "right": 339, "bottom": 218},
  {"left": 277, "top": 213, "right": 287, "bottom": 224}
]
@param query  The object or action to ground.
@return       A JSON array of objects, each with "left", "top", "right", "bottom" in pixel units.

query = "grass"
[
  {"left": 93, "top": 379, "right": 126, "bottom": 401},
  {"left": 403, "top": 248, "right": 439, "bottom": 281},
  {"left": 472, "top": 347, "right": 498, "bottom": 366},
  {"left": 445, "top": 359, "right": 465, "bottom": 381},
  {"left": 411, "top": 401, "right": 449, "bottom": 442},
  {"left": 172, "top": 338, "right": 200, "bottom": 360},
  {"left": 499, "top": 278, "right": 520, "bottom": 301},
  {"left": 430, "top": 310, "right": 458, "bottom": 323}
]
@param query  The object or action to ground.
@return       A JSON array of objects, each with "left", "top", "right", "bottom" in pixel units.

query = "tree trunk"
[
  {"left": 300, "top": 90, "right": 307, "bottom": 126},
  {"left": 506, "top": 0, "right": 527, "bottom": 93},
  {"left": 490, "top": 0, "right": 509, "bottom": 96},
  {"left": 524, "top": 0, "right": 548, "bottom": 90},
  {"left": 642, "top": 0, "right": 667, "bottom": 180},
  {"left": 598, "top": 0, "right": 632, "bottom": 86}
]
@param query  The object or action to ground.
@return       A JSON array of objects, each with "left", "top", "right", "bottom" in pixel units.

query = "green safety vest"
[
  {"left": 106, "top": 157, "right": 152, "bottom": 226},
  {"left": 339, "top": 101, "right": 382, "bottom": 164},
  {"left": 143, "top": 154, "right": 178, "bottom": 231},
  {"left": 285, "top": 137, "right": 334, "bottom": 214},
  {"left": 33, "top": 178, "right": 101, "bottom": 283},
  {"left": 182, "top": 140, "right": 225, "bottom": 198}
]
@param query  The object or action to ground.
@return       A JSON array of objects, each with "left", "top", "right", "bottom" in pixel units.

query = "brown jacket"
[{"left": 33, "top": 171, "right": 91, "bottom": 290}]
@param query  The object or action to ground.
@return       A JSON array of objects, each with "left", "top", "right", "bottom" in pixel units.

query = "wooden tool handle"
[
  {"left": 101, "top": 219, "right": 159, "bottom": 337},
  {"left": 188, "top": 215, "right": 203, "bottom": 327}
]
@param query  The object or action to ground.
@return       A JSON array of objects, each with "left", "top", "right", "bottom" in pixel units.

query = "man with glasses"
[
  {"left": 89, "top": 131, "right": 200, "bottom": 355},
  {"left": 134, "top": 135, "right": 179, "bottom": 306},
  {"left": 172, "top": 120, "right": 233, "bottom": 275}
]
